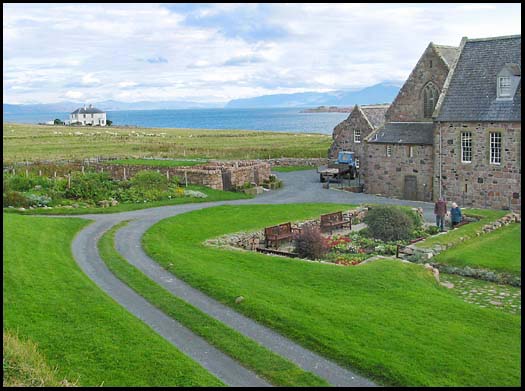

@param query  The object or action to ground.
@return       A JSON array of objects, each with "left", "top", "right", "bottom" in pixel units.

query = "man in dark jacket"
[{"left": 434, "top": 198, "right": 447, "bottom": 232}]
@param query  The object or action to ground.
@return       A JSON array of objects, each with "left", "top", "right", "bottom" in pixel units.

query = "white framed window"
[
  {"left": 354, "top": 129, "right": 361, "bottom": 143},
  {"left": 408, "top": 146, "right": 414, "bottom": 158},
  {"left": 355, "top": 158, "right": 360, "bottom": 168},
  {"left": 461, "top": 132, "right": 472, "bottom": 163},
  {"left": 498, "top": 76, "right": 512, "bottom": 97},
  {"left": 386, "top": 145, "right": 392, "bottom": 157},
  {"left": 489, "top": 132, "right": 502, "bottom": 165}
]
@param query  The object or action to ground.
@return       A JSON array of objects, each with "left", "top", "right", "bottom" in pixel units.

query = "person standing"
[
  {"left": 434, "top": 198, "right": 447, "bottom": 232},
  {"left": 450, "top": 202, "right": 462, "bottom": 228}
]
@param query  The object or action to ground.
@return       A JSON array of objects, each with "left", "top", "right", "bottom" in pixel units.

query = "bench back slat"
[{"left": 320, "top": 211, "right": 343, "bottom": 224}]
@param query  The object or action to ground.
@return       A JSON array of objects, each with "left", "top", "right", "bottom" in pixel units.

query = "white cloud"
[
  {"left": 65, "top": 90, "right": 84, "bottom": 100},
  {"left": 3, "top": 3, "right": 521, "bottom": 104}
]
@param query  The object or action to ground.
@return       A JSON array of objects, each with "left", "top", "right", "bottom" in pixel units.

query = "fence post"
[
  {"left": 12, "top": 168, "right": 15, "bottom": 175},
  {"left": 184, "top": 171, "right": 188, "bottom": 187},
  {"left": 166, "top": 170, "right": 169, "bottom": 181},
  {"left": 67, "top": 174, "right": 71, "bottom": 189},
  {"left": 39, "top": 170, "right": 42, "bottom": 177},
  {"left": 123, "top": 167, "right": 127, "bottom": 180},
  {"left": 54, "top": 171, "right": 57, "bottom": 178},
  {"left": 81, "top": 166, "right": 85, "bottom": 175},
  {"left": 25, "top": 169, "right": 28, "bottom": 177}
]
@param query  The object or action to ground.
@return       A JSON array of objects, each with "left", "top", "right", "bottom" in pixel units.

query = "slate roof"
[
  {"left": 433, "top": 44, "right": 459, "bottom": 68},
  {"left": 71, "top": 106, "right": 105, "bottom": 114},
  {"left": 367, "top": 122, "right": 435, "bottom": 145},
  {"left": 436, "top": 35, "right": 521, "bottom": 122},
  {"left": 360, "top": 104, "right": 389, "bottom": 129}
]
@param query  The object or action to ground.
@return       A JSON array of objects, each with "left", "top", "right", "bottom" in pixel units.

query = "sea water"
[{"left": 3, "top": 108, "right": 349, "bottom": 135}]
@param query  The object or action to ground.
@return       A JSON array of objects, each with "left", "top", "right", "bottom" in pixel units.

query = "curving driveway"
[{"left": 67, "top": 170, "right": 435, "bottom": 387}]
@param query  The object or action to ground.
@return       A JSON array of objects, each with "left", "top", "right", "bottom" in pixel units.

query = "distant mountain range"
[
  {"left": 4, "top": 82, "right": 401, "bottom": 113},
  {"left": 225, "top": 82, "right": 400, "bottom": 108}
]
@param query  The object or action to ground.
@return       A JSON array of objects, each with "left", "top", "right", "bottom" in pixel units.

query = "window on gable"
[
  {"left": 461, "top": 132, "right": 472, "bottom": 163},
  {"left": 386, "top": 145, "right": 392, "bottom": 157},
  {"left": 423, "top": 82, "right": 439, "bottom": 118},
  {"left": 354, "top": 129, "right": 361, "bottom": 143},
  {"left": 498, "top": 76, "right": 512, "bottom": 97},
  {"left": 408, "top": 146, "right": 414, "bottom": 158},
  {"left": 490, "top": 132, "right": 502, "bottom": 165}
]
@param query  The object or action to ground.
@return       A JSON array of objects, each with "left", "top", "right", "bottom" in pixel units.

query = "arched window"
[{"left": 423, "top": 82, "right": 439, "bottom": 118}]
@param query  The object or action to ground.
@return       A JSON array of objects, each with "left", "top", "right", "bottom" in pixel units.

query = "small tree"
[
  {"left": 294, "top": 225, "right": 329, "bottom": 260},
  {"left": 106, "top": 119, "right": 112, "bottom": 126},
  {"left": 364, "top": 205, "right": 419, "bottom": 242},
  {"left": 53, "top": 118, "right": 64, "bottom": 125}
]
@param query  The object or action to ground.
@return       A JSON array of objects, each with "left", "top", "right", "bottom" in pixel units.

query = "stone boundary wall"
[
  {"left": 3, "top": 159, "right": 271, "bottom": 191},
  {"left": 267, "top": 158, "right": 329, "bottom": 167}
]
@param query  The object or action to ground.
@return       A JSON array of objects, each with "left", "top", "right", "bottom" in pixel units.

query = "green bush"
[
  {"left": 64, "top": 172, "right": 117, "bottom": 202},
  {"left": 130, "top": 170, "right": 169, "bottom": 191},
  {"left": 3, "top": 191, "right": 32, "bottom": 208},
  {"left": 364, "top": 205, "right": 417, "bottom": 242},
  {"left": 425, "top": 225, "right": 440, "bottom": 235}
]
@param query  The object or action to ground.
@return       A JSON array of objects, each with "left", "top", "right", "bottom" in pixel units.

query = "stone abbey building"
[{"left": 329, "top": 35, "right": 521, "bottom": 211}]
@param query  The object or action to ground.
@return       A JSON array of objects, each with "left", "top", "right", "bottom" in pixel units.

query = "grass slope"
[
  {"left": 3, "top": 214, "right": 223, "bottom": 387},
  {"left": 3, "top": 123, "right": 331, "bottom": 163},
  {"left": 434, "top": 223, "right": 521, "bottom": 275},
  {"left": 109, "top": 158, "right": 208, "bottom": 167},
  {"left": 98, "top": 221, "right": 328, "bottom": 387},
  {"left": 143, "top": 204, "right": 521, "bottom": 387},
  {"left": 415, "top": 208, "right": 508, "bottom": 248}
]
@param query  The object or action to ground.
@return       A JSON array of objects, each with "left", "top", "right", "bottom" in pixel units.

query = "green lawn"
[
  {"left": 272, "top": 165, "right": 316, "bottom": 172},
  {"left": 416, "top": 208, "right": 508, "bottom": 248},
  {"left": 98, "top": 221, "right": 328, "bottom": 387},
  {"left": 434, "top": 223, "right": 521, "bottom": 275},
  {"left": 3, "top": 214, "right": 223, "bottom": 387},
  {"left": 143, "top": 204, "right": 521, "bottom": 387},
  {"left": 109, "top": 158, "right": 208, "bottom": 167},
  {"left": 3, "top": 185, "right": 250, "bottom": 215},
  {"left": 3, "top": 123, "right": 331, "bottom": 163}
]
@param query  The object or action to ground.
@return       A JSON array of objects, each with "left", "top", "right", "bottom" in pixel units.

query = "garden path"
[{"left": 58, "top": 170, "right": 438, "bottom": 386}]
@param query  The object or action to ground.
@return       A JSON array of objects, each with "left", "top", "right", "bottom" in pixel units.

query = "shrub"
[
  {"left": 294, "top": 225, "right": 329, "bottom": 260},
  {"left": 64, "top": 172, "right": 116, "bottom": 202},
  {"left": 3, "top": 191, "right": 32, "bottom": 208},
  {"left": 364, "top": 205, "right": 416, "bottom": 242},
  {"left": 425, "top": 225, "right": 440, "bottom": 235},
  {"left": 130, "top": 170, "right": 169, "bottom": 191}
]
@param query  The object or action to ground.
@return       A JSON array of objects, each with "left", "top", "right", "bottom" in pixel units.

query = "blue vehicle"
[{"left": 318, "top": 151, "right": 358, "bottom": 183}]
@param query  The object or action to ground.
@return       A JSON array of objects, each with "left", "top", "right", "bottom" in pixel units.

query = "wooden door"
[{"left": 404, "top": 175, "right": 418, "bottom": 200}]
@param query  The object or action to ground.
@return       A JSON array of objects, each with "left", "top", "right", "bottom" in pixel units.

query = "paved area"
[{"left": 56, "top": 170, "right": 437, "bottom": 386}]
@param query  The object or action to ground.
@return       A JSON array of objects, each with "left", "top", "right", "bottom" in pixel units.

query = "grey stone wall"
[
  {"left": 385, "top": 44, "right": 451, "bottom": 122},
  {"left": 433, "top": 122, "right": 521, "bottom": 210},
  {"left": 365, "top": 143, "right": 434, "bottom": 201}
]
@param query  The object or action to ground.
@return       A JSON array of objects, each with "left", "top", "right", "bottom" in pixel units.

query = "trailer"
[{"left": 317, "top": 151, "right": 358, "bottom": 183}]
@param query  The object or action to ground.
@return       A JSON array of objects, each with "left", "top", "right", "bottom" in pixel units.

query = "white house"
[{"left": 70, "top": 104, "right": 107, "bottom": 126}]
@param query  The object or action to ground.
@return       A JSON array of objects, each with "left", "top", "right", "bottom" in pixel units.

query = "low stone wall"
[
  {"left": 267, "top": 158, "right": 328, "bottom": 167},
  {"left": 4, "top": 159, "right": 271, "bottom": 191},
  {"left": 400, "top": 212, "right": 521, "bottom": 285},
  {"left": 205, "top": 207, "right": 369, "bottom": 251}
]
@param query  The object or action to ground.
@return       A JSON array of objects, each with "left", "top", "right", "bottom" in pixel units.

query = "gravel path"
[{"left": 60, "top": 170, "right": 437, "bottom": 386}]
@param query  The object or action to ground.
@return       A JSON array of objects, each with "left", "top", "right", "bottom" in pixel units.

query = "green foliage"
[
  {"left": 53, "top": 119, "right": 64, "bottom": 125},
  {"left": 3, "top": 191, "right": 32, "bottom": 208},
  {"left": 106, "top": 119, "right": 112, "bottom": 126},
  {"left": 425, "top": 225, "right": 440, "bottom": 235},
  {"left": 130, "top": 170, "right": 169, "bottom": 190},
  {"left": 364, "top": 205, "right": 418, "bottom": 242},
  {"left": 64, "top": 172, "right": 117, "bottom": 202}
]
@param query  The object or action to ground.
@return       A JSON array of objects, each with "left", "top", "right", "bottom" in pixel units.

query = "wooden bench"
[
  {"left": 264, "top": 223, "right": 299, "bottom": 248},
  {"left": 320, "top": 211, "right": 351, "bottom": 234}
]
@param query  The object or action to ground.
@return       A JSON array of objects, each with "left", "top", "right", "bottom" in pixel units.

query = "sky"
[{"left": 3, "top": 2, "right": 521, "bottom": 104}]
